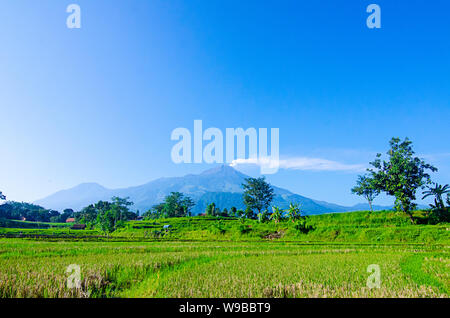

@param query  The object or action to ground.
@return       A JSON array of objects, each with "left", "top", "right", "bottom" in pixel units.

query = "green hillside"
[
  {"left": 115, "top": 210, "right": 449, "bottom": 243},
  {"left": 2, "top": 210, "right": 448, "bottom": 244}
]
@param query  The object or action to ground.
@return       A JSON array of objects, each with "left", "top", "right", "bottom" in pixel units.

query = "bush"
[
  {"left": 238, "top": 224, "right": 252, "bottom": 235},
  {"left": 427, "top": 207, "right": 450, "bottom": 224},
  {"left": 211, "top": 221, "right": 226, "bottom": 235},
  {"left": 293, "top": 218, "right": 314, "bottom": 234}
]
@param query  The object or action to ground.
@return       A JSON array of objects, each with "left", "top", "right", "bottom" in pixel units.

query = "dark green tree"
[
  {"left": 161, "top": 192, "right": 195, "bottom": 217},
  {"left": 76, "top": 204, "right": 99, "bottom": 224},
  {"left": 150, "top": 203, "right": 166, "bottom": 218},
  {"left": 97, "top": 209, "right": 115, "bottom": 233},
  {"left": 221, "top": 208, "right": 229, "bottom": 217},
  {"left": 243, "top": 206, "right": 254, "bottom": 219},
  {"left": 75, "top": 197, "right": 137, "bottom": 233},
  {"left": 242, "top": 177, "right": 274, "bottom": 217},
  {"left": 351, "top": 175, "right": 380, "bottom": 213},
  {"left": 206, "top": 202, "right": 216, "bottom": 216},
  {"left": 110, "top": 197, "right": 135, "bottom": 229},
  {"left": 368, "top": 137, "right": 437, "bottom": 223}
]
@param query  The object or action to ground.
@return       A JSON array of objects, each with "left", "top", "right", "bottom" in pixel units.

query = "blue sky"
[{"left": 1, "top": 0, "right": 449, "bottom": 207}]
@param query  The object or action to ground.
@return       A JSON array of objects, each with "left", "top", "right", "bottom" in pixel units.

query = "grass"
[
  {"left": 0, "top": 239, "right": 447, "bottom": 298},
  {"left": 0, "top": 210, "right": 448, "bottom": 298},
  {"left": 0, "top": 218, "right": 71, "bottom": 229}
]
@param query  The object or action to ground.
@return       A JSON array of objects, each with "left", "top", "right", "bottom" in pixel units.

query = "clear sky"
[{"left": 1, "top": 0, "right": 449, "bottom": 207}]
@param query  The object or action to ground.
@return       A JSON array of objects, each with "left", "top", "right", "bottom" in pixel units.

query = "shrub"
[
  {"left": 238, "top": 224, "right": 252, "bottom": 235},
  {"left": 427, "top": 207, "right": 450, "bottom": 224},
  {"left": 293, "top": 218, "right": 314, "bottom": 234}
]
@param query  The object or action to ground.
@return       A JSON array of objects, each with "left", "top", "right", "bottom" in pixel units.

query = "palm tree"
[
  {"left": 270, "top": 206, "right": 283, "bottom": 223},
  {"left": 422, "top": 183, "right": 450, "bottom": 209},
  {"left": 286, "top": 203, "right": 301, "bottom": 222}
]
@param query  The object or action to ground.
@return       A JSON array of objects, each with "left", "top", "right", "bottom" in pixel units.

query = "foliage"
[
  {"left": 0, "top": 191, "right": 5, "bottom": 200},
  {"left": 427, "top": 207, "right": 450, "bottom": 224},
  {"left": 368, "top": 137, "right": 437, "bottom": 222},
  {"left": 257, "top": 209, "right": 270, "bottom": 223},
  {"left": 243, "top": 206, "right": 255, "bottom": 219},
  {"left": 75, "top": 197, "right": 136, "bottom": 233},
  {"left": 242, "top": 177, "right": 274, "bottom": 215},
  {"left": 270, "top": 206, "right": 283, "bottom": 223},
  {"left": 2, "top": 210, "right": 449, "bottom": 244},
  {"left": 144, "top": 192, "right": 195, "bottom": 218},
  {"left": 206, "top": 203, "right": 217, "bottom": 216},
  {"left": 351, "top": 175, "right": 380, "bottom": 212},
  {"left": 293, "top": 218, "right": 314, "bottom": 234},
  {"left": 421, "top": 183, "right": 450, "bottom": 224},
  {"left": 0, "top": 201, "right": 60, "bottom": 222},
  {"left": 422, "top": 183, "right": 450, "bottom": 210},
  {"left": 221, "top": 208, "right": 229, "bottom": 217},
  {"left": 286, "top": 203, "right": 302, "bottom": 222},
  {"left": 236, "top": 209, "right": 244, "bottom": 218}
]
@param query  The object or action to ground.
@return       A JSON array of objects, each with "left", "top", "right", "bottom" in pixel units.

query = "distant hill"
[{"left": 35, "top": 165, "right": 393, "bottom": 215}]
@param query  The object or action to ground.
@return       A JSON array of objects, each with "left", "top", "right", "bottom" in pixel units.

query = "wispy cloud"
[
  {"left": 419, "top": 153, "right": 450, "bottom": 161},
  {"left": 230, "top": 157, "right": 366, "bottom": 172}
]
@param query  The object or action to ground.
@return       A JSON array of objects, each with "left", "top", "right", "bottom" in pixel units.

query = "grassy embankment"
[{"left": 1, "top": 210, "right": 449, "bottom": 243}]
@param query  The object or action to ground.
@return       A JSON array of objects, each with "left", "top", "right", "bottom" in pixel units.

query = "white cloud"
[{"left": 230, "top": 157, "right": 366, "bottom": 172}]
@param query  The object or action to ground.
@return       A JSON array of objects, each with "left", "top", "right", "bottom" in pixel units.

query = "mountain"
[{"left": 34, "top": 165, "right": 392, "bottom": 215}]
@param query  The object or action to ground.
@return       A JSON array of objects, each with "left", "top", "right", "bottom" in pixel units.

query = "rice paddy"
[{"left": 1, "top": 239, "right": 448, "bottom": 298}]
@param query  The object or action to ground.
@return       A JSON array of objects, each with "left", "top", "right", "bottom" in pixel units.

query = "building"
[{"left": 66, "top": 218, "right": 75, "bottom": 223}]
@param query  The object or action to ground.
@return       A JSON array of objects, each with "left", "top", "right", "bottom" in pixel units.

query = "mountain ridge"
[{"left": 34, "top": 165, "right": 393, "bottom": 215}]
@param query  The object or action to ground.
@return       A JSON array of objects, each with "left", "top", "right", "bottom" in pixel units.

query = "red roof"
[{"left": 66, "top": 218, "right": 76, "bottom": 223}]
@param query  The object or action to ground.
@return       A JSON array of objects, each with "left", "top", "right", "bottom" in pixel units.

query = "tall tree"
[
  {"left": 242, "top": 177, "right": 274, "bottom": 216},
  {"left": 368, "top": 137, "right": 437, "bottom": 223},
  {"left": 351, "top": 175, "right": 380, "bottom": 213},
  {"left": 86, "top": 198, "right": 136, "bottom": 232},
  {"left": 110, "top": 197, "right": 135, "bottom": 229},
  {"left": 161, "top": 192, "right": 195, "bottom": 217},
  {"left": 0, "top": 191, "right": 5, "bottom": 200}
]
